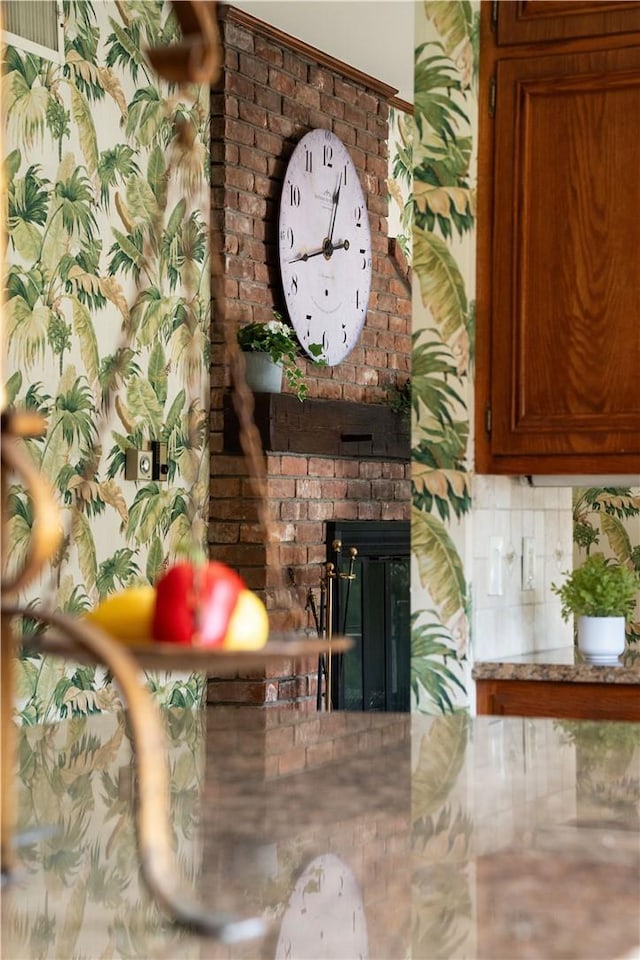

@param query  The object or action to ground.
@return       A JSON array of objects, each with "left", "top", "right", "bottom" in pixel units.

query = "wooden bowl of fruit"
[{"left": 27, "top": 560, "right": 349, "bottom": 671}]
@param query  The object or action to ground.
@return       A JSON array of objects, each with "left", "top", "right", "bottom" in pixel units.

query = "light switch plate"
[
  {"left": 488, "top": 536, "right": 503, "bottom": 596},
  {"left": 522, "top": 536, "right": 535, "bottom": 591},
  {"left": 151, "top": 439, "right": 168, "bottom": 481}
]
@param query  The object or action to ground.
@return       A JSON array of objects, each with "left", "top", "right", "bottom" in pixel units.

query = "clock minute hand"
[
  {"left": 327, "top": 177, "right": 342, "bottom": 244},
  {"left": 289, "top": 238, "right": 350, "bottom": 264},
  {"left": 289, "top": 247, "right": 325, "bottom": 263}
]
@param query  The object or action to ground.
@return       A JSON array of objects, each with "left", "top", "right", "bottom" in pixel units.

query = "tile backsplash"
[{"left": 472, "top": 476, "right": 574, "bottom": 660}]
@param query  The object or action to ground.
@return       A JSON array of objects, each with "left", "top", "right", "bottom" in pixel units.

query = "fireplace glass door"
[{"left": 327, "top": 521, "right": 410, "bottom": 712}]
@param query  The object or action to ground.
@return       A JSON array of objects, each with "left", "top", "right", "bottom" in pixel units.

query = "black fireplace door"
[{"left": 327, "top": 521, "right": 410, "bottom": 712}]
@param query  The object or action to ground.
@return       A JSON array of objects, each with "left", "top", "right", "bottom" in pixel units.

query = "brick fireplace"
[{"left": 207, "top": 7, "right": 412, "bottom": 708}]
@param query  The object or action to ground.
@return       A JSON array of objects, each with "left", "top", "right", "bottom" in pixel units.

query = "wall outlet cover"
[{"left": 125, "top": 448, "right": 152, "bottom": 481}]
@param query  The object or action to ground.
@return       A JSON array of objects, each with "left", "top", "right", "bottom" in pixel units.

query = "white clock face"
[{"left": 278, "top": 129, "right": 373, "bottom": 366}]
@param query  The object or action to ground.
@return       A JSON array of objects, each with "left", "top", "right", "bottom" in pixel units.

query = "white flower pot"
[
  {"left": 577, "top": 615, "right": 626, "bottom": 664},
  {"left": 243, "top": 352, "right": 283, "bottom": 393}
]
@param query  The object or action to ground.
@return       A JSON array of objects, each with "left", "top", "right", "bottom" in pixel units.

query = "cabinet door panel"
[
  {"left": 491, "top": 46, "right": 640, "bottom": 460},
  {"left": 497, "top": 0, "right": 640, "bottom": 45}
]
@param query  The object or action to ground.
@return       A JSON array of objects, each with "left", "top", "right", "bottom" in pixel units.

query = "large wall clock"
[{"left": 278, "top": 128, "right": 373, "bottom": 367}]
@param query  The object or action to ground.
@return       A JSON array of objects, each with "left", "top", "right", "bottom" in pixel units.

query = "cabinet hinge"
[
  {"left": 491, "top": 0, "right": 499, "bottom": 32},
  {"left": 485, "top": 405, "right": 492, "bottom": 436},
  {"left": 489, "top": 76, "right": 496, "bottom": 118}
]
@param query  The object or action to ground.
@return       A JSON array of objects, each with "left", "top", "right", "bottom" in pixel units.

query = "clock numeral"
[
  {"left": 290, "top": 273, "right": 298, "bottom": 296},
  {"left": 304, "top": 148, "right": 313, "bottom": 173},
  {"left": 280, "top": 226, "right": 294, "bottom": 249},
  {"left": 360, "top": 249, "right": 371, "bottom": 270},
  {"left": 341, "top": 323, "right": 348, "bottom": 344},
  {"left": 341, "top": 164, "right": 348, "bottom": 187},
  {"left": 354, "top": 205, "right": 362, "bottom": 227},
  {"left": 355, "top": 289, "right": 360, "bottom": 309},
  {"left": 322, "top": 331, "right": 329, "bottom": 351},
  {"left": 323, "top": 144, "right": 333, "bottom": 168},
  {"left": 290, "top": 183, "right": 301, "bottom": 207}
]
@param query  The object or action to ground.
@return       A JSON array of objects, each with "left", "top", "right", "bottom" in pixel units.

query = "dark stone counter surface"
[
  {"left": 472, "top": 645, "right": 640, "bottom": 684},
  {"left": 2, "top": 706, "right": 640, "bottom": 959}
]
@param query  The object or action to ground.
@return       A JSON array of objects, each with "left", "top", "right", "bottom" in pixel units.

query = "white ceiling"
[{"left": 230, "top": 1, "right": 415, "bottom": 104}]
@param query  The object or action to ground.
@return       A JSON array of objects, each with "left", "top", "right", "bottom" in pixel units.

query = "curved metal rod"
[
  {"left": 1, "top": 411, "right": 62, "bottom": 873},
  {"left": 146, "top": 0, "right": 222, "bottom": 84},
  {"left": 1, "top": 416, "right": 62, "bottom": 597},
  {"left": 3, "top": 603, "right": 266, "bottom": 944}
]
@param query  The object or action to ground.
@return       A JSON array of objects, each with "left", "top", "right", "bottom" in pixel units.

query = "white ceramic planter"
[
  {"left": 243, "top": 352, "right": 283, "bottom": 393},
  {"left": 577, "top": 615, "right": 626, "bottom": 663}
]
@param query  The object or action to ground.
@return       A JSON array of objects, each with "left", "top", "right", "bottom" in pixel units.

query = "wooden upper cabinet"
[
  {"left": 496, "top": 0, "right": 640, "bottom": 45},
  {"left": 493, "top": 47, "right": 640, "bottom": 463},
  {"left": 476, "top": 2, "right": 640, "bottom": 474}
]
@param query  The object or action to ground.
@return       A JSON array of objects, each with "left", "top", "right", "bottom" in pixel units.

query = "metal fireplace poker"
[{"left": 306, "top": 540, "right": 358, "bottom": 711}]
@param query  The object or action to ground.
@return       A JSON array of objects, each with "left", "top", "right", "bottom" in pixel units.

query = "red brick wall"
[{"left": 208, "top": 8, "right": 411, "bottom": 706}]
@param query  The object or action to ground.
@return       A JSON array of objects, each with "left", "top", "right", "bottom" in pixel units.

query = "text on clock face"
[{"left": 278, "top": 130, "right": 373, "bottom": 366}]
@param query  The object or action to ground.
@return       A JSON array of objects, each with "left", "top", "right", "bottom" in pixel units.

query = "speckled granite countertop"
[
  {"left": 2, "top": 706, "right": 640, "bottom": 959},
  {"left": 472, "top": 646, "right": 640, "bottom": 683}
]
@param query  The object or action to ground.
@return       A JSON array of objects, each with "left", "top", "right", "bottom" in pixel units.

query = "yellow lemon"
[
  {"left": 84, "top": 585, "right": 156, "bottom": 645},
  {"left": 223, "top": 589, "right": 269, "bottom": 650}
]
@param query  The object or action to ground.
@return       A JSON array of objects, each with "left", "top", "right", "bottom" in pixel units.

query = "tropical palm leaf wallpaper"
[
  {"left": 387, "top": 104, "right": 413, "bottom": 261},
  {"left": 411, "top": 1, "right": 477, "bottom": 713},
  {"left": 4, "top": 1, "right": 210, "bottom": 722}
]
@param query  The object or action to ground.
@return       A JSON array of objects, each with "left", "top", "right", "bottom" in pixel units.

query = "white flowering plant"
[{"left": 237, "top": 312, "right": 323, "bottom": 401}]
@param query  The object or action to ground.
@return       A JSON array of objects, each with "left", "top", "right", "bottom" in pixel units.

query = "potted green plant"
[
  {"left": 551, "top": 553, "right": 640, "bottom": 662},
  {"left": 237, "top": 313, "right": 322, "bottom": 401}
]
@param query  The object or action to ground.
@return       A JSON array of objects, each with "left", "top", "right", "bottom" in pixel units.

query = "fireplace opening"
[{"left": 326, "top": 521, "right": 410, "bottom": 712}]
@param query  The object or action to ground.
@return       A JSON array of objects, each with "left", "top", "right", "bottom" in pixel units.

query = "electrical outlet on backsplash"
[{"left": 472, "top": 475, "right": 574, "bottom": 661}]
